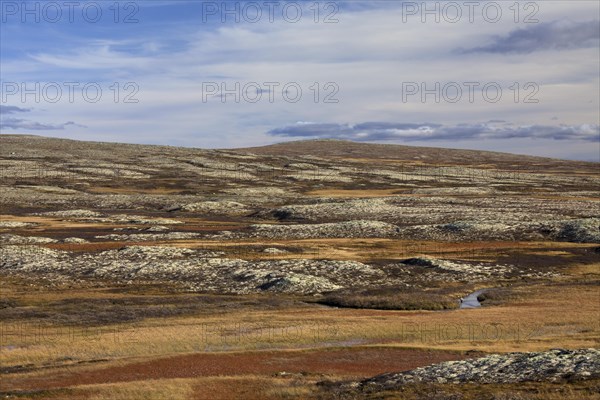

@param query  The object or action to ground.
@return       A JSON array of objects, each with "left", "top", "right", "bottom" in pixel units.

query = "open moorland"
[{"left": 0, "top": 135, "right": 598, "bottom": 399}]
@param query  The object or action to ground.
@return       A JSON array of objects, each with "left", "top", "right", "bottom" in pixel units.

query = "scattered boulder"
[
  {"left": 35, "top": 209, "right": 102, "bottom": 218},
  {"left": 0, "top": 221, "right": 37, "bottom": 229},
  {"left": 62, "top": 237, "right": 89, "bottom": 244},
  {"left": 244, "top": 220, "right": 400, "bottom": 239},
  {"left": 0, "top": 234, "right": 57, "bottom": 244},
  {"left": 257, "top": 273, "right": 342, "bottom": 294},
  {"left": 556, "top": 218, "right": 600, "bottom": 243},
  {"left": 182, "top": 201, "right": 251, "bottom": 216},
  {"left": 262, "top": 247, "right": 288, "bottom": 254}
]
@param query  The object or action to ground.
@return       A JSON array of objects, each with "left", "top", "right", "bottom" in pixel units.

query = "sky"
[{"left": 0, "top": 0, "right": 599, "bottom": 161}]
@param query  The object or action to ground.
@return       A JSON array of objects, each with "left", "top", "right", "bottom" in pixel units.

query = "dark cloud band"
[
  {"left": 268, "top": 122, "right": 600, "bottom": 142},
  {"left": 461, "top": 20, "right": 600, "bottom": 54},
  {"left": 0, "top": 106, "right": 85, "bottom": 131}
]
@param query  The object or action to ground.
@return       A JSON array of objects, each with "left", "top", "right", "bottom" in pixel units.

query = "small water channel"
[{"left": 459, "top": 289, "right": 489, "bottom": 309}]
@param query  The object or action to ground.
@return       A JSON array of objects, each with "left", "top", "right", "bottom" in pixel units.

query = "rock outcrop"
[{"left": 354, "top": 348, "right": 600, "bottom": 392}]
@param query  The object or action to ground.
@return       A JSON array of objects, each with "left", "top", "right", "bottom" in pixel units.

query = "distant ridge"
[
  {"left": 236, "top": 139, "right": 595, "bottom": 168},
  {"left": 1, "top": 134, "right": 595, "bottom": 169}
]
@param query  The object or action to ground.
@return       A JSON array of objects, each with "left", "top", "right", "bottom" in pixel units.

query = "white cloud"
[{"left": 0, "top": 1, "right": 598, "bottom": 159}]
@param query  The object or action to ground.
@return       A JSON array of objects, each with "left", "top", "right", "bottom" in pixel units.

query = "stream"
[{"left": 459, "top": 288, "right": 489, "bottom": 309}]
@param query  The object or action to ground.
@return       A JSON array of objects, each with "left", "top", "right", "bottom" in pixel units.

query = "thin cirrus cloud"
[
  {"left": 461, "top": 20, "right": 600, "bottom": 54},
  {"left": 268, "top": 122, "right": 600, "bottom": 142},
  {"left": 0, "top": 106, "right": 85, "bottom": 131}
]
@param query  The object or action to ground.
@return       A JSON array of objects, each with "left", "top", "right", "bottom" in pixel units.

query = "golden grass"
[
  {"left": 4, "top": 376, "right": 319, "bottom": 400},
  {"left": 22, "top": 378, "right": 197, "bottom": 400},
  {"left": 2, "top": 272, "right": 598, "bottom": 399},
  {"left": 83, "top": 378, "right": 194, "bottom": 400},
  {"left": 2, "top": 281, "right": 598, "bottom": 373},
  {"left": 567, "top": 263, "right": 600, "bottom": 276},
  {"left": 1, "top": 246, "right": 597, "bottom": 397}
]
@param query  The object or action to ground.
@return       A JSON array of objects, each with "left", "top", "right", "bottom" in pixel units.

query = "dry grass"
[
  {"left": 5, "top": 375, "right": 599, "bottom": 400},
  {"left": 84, "top": 379, "right": 194, "bottom": 400},
  {"left": 1, "top": 376, "right": 318, "bottom": 400},
  {"left": 2, "top": 135, "right": 599, "bottom": 399},
  {"left": 2, "top": 278, "right": 598, "bottom": 376},
  {"left": 167, "top": 239, "right": 594, "bottom": 265},
  {"left": 567, "top": 263, "right": 600, "bottom": 276},
  {"left": 318, "top": 380, "right": 600, "bottom": 400}
]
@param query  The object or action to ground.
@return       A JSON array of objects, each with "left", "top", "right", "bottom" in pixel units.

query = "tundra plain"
[{"left": 0, "top": 135, "right": 598, "bottom": 399}]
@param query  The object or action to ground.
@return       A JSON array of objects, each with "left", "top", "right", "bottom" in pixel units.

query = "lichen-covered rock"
[
  {"left": 555, "top": 218, "right": 600, "bottom": 243},
  {"left": 0, "top": 221, "right": 37, "bottom": 228},
  {"left": 35, "top": 209, "right": 103, "bottom": 218},
  {"left": 0, "top": 245, "right": 383, "bottom": 295},
  {"left": 0, "top": 234, "right": 57, "bottom": 244},
  {"left": 239, "top": 220, "right": 400, "bottom": 239},
  {"left": 62, "top": 237, "right": 89, "bottom": 243},
  {"left": 396, "top": 257, "right": 555, "bottom": 282},
  {"left": 357, "top": 348, "right": 600, "bottom": 391},
  {"left": 262, "top": 247, "right": 288, "bottom": 254},
  {"left": 182, "top": 200, "right": 251, "bottom": 215},
  {"left": 95, "top": 232, "right": 200, "bottom": 241}
]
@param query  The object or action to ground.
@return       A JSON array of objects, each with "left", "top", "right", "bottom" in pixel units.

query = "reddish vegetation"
[{"left": 8, "top": 347, "right": 474, "bottom": 390}]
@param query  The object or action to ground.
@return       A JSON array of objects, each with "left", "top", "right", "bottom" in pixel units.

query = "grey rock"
[{"left": 357, "top": 348, "right": 600, "bottom": 392}]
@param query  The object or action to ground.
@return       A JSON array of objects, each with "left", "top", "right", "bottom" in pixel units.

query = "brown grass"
[
  {"left": 3, "top": 347, "right": 473, "bottom": 391},
  {"left": 1, "top": 279, "right": 598, "bottom": 377},
  {"left": 316, "top": 288, "right": 458, "bottom": 310}
]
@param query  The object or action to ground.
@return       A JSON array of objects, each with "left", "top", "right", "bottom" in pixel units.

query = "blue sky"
[{"left": 0, "top": 0, "right": 599, "bottom": 160}]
